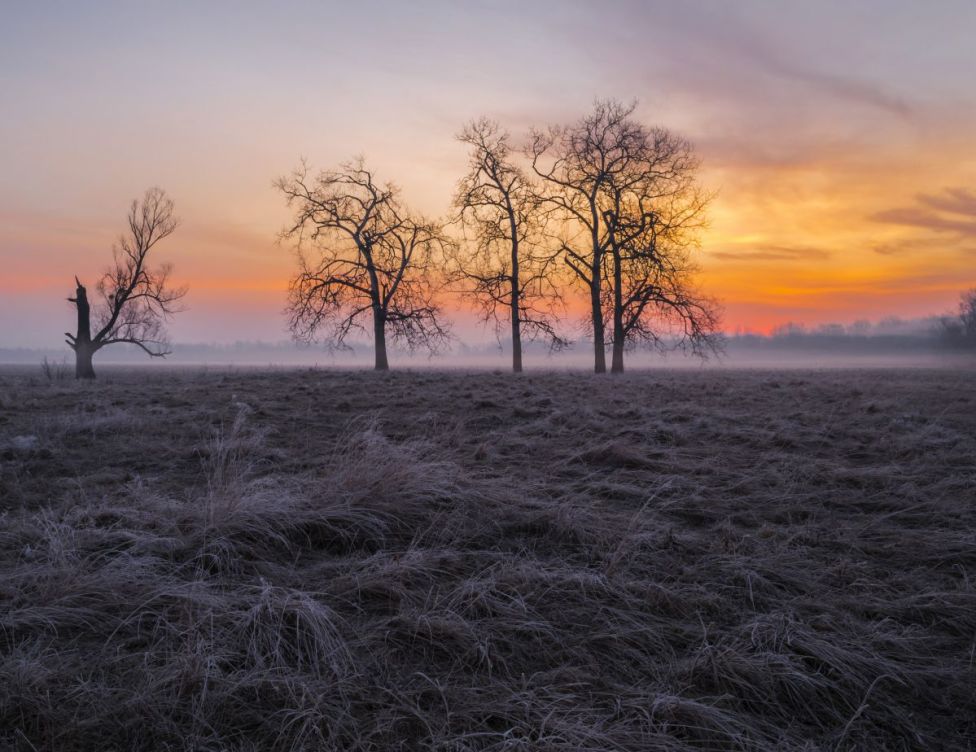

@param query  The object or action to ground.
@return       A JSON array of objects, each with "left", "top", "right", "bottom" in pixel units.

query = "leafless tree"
[
  {"left": 531, "top": 99, "right": 720, "bottom": 373},
  {"left": 66, "top": 187, "right": 187, "bottom": 379},
  {"left": 940, "top": 288, "right": 976, "bottom": 346},
  {"left": 276, "top": 158, "right": 450, "bottom": 370},
  {"left": 601, "top": 133, "right": 721, "bottom": 371},
  {"left": 451, "top": 119, "right": 567, "bottom": 371},
  {"left": 959, "top": 289, "right": 976, "bottom": 340}
]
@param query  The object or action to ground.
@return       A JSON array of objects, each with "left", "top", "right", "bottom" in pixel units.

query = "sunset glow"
[{"left": 2, "top": 1, "right": 974, "bottom": 346}]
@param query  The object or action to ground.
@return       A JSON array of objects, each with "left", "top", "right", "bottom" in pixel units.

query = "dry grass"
[{"left": 0, "top": 367, "right": 974, "bottom": 750}]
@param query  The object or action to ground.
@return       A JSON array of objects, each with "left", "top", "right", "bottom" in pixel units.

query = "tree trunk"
[
  {"left": 373, "top": 307, "right": 389, "bottom": 371},
  {"left": 610, "top": 249, "right": 625, "bottom": 374},
  {"left": 71, "top": 279, "right": 97, "bottom": 379},
  {"left": 610, "top": 337, "right": 625, "bottom": 373},
  {"left": 590, "top": 214, "right": 606, "bottom": 374},
  {"left": 510, "top": 239, "right": 523, "bottom": 373},
  {"left": 511, "top": 306, "right": 523, "bottom": 373},
  {"left": 75, "top": 344, "right": 96, "bottom": 379},
  {"left": 591, "top": 274, "right": 606, "bottom": 374},
  {"left": 592, "top": 310, "right": 606, "bottom": 372}
]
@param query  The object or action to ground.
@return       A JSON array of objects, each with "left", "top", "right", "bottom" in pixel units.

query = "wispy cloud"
[
  {"left": 596, "top": 1, "right": 915, "bottom": 119},
  {"left": 711, "top": 244, "right": 831, "bottom": 262},
  {"left": 915, "top": 187, "right": 976, "bottom": 217},
  {"left": 872, "top": 240, "right": 916, "bottom": 256},
  {"left": 739, "top": 41, "right": 912, "bottom": 119},
  {"left": 873, "top": 187, "right": 976, "bottom": 236}
]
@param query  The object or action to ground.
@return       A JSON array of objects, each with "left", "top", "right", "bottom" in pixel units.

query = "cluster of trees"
[
  {"left": 67, "top": 100, "right": 720, "bottom": 378},
  {"left": 276, "top": 99, "right": 719, "bottom": 374}
]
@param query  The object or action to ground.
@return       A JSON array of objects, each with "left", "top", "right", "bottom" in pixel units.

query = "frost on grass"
[{"left": 0, "top": 368, "right": 974, "bottom": 750}]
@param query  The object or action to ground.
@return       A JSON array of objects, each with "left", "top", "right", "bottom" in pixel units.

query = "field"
[{"left": 1, "top": 367, "right": 974, "bottom": 751}]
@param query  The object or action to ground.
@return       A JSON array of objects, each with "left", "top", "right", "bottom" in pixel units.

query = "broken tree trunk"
[{"left": 67, "top": 278, "right": 97, "bottom": 379}]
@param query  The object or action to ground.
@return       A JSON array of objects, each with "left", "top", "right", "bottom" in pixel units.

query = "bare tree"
[
  {"left": 959, "top": 289, "right": 976, "bottom": 341},
  {"left": 530, "top": 101, "right": 625, "bottom": 373},
  {"left": 276, "top": 158, "right": 450, "bottom": 370},
  {"left": 940, "top": 288, "right": 976, "bottom": 346},
  {"left": 531, "top": 100, "right": 719, "bottom": 373},
  {"left": 66, "top": 187, "right": 186, "bottom": 379},
  {"left": 601, "top": 131, "right": 721, "bottom": 371},
  {"left": 452, "top": 119, "right": 566, "bottom": 372}
]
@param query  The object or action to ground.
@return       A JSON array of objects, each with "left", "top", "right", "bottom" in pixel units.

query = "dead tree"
[
  {"left": 276, "top": 158, "right": 449, "bottom": 370},
  {"left": 66, "top": 187, "right": 186, "bottom": 379},
  {"left": 452, "top": 119, "right": 566, "bottom": 372},
  {"left": 531, "top": 100, "right": 719, "bottom": 372}
]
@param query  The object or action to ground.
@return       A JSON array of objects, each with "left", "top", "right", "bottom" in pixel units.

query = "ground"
[{"left": 0, "top": 366, "right": 974, "bottom": 751}]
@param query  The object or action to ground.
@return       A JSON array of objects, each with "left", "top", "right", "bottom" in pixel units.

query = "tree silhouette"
[
  {"left": 276, "top": 158, "right": 450, "bottom": 370},
  {"left": 941, "top": 288, "right": 976, "bottom": 346},
  {"left": 66, "top": 187, "right": 186, "bottom": 379},
  {"left": 601, "top": 127, "right": 721, "bottom": 371},
  {"left": 959, "top": 289, "right": 976, "bottom": 340},
  {"left": 531, "top": 100, "right": 719, "bottom": 372},
  {"left": 451, "top": 119, "right": 566, "bottom": 371}
]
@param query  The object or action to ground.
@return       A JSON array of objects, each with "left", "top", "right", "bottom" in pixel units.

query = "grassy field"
[{"left": 1, "top": 367, "right": 974, "bottom": 751}]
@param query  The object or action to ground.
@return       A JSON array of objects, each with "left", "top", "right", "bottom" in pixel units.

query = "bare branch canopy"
[
  {"left": 276, "top": 158, "right": 450, "bottom": 370},
  {"left": 530, "top": 99, "right": 721, "bottom": 373},
  {"left": 450, "top": 118, "right": 567, "bottom": 372},
  {"left": 66, "top": 187, "right": 187, "bottom": 378}
]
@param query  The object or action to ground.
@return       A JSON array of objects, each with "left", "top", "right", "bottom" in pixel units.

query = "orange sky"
[{"left": 1, "top": 2, "right": 974, "bottom": 346}]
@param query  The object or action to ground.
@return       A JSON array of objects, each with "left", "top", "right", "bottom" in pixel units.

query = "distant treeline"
[
  {"left": 730, "top": 317, "right": 944, "bottom": 351},
  {"left": 729, "top": 312, "right": 976, "bottom": 353}
]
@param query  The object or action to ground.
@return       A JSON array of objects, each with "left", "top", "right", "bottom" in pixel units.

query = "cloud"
[
  {"left": 739, "top": 43, "right": 912, "bottom": 119},
  {"left": 711, "top": 244, "right": 831, "bottom": 262},
  {"left": 873, "top": 187, "right": 976, "bottom": 236},
  {"left": 595, "top": 1, "right": 915, "bottom": 120},
  {"left": 873, "top": 208, "right": 976, "bottom": 235},
  {"left": 915, "top": 187, "right": 976, "bottom": 217},
  {"left": 872, "top": 240, "right": 916, "bottom": 256}
]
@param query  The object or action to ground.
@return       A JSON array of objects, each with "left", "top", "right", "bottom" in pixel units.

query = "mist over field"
[{"left": 4, "top": 324, "right": 973, "bottom": 370}]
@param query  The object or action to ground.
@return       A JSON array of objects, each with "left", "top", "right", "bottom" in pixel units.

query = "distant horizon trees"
[
  {"left": 66, "top": 187, "right": 186, "bottom": 379},
  {"left": 274, "top": 99, "right": 720, "bottom": 373},
  {"left": 940, "top": 288, "right": 976, "bottom": 347}
]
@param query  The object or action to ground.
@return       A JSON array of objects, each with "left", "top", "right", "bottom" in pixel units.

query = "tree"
[
  {"left": 601, "top": 131, "right": 721, "bottom": 372},
  {"left": 452, "top": 119, "right": 566, "bottom": 372},
  {"left": 959, "top": 289, "right": 976, "bottom": 341},
  {"left": 531, "top": 100, "right": 720, "bottom": 373},
  {"left": 276, "top": 158, "right": 449, "bottom": 370},
  {"left": 66, "top": 187, "right": 186, "bottom": 379},
  {"left": 940, "top": 288, "right": 976, "bottom": 346}
]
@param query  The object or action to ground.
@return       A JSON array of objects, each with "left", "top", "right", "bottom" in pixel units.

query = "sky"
[{"left": 1, "top": 0, "right": 975, "bottom": 347}]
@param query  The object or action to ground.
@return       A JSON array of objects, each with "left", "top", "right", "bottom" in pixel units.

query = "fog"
[{"left": 3, "top": 330, "right": 973, "bottom": 371}]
